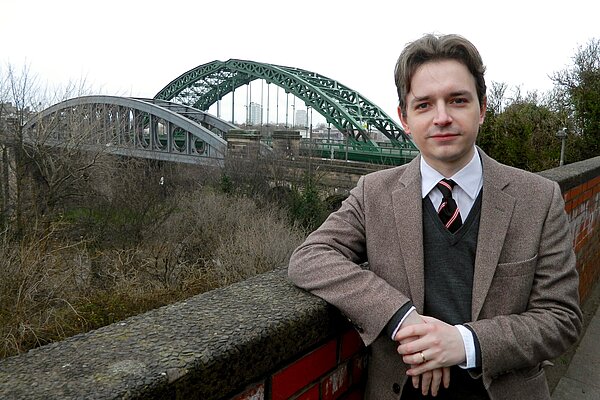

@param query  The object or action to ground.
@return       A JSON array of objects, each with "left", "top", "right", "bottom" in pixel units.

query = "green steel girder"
[{"left": 155, "top": 59, "right": 415, "bottom": 148}]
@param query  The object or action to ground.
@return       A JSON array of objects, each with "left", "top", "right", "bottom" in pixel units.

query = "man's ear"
[
  {"left": 479, "top": 96, "right": 487, "bottom": 125},
  {"left": 397, "top": 106, "right": 411, "bottom": 134}
]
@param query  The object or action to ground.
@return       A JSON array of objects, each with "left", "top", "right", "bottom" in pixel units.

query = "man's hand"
[
  {"left": 394, "top": 312, "right": 451, "bottom": 396},
  {"left": 395, "top": 316, "right": 466, "bottom": 377}
]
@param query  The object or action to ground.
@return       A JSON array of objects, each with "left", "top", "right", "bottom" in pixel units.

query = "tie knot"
[{"left": 436, "top": 179, "right": 456, "bottom": 199}]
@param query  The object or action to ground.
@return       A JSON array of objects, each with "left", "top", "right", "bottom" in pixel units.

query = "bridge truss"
[
  {"left": 23, "top": 96, "right": 231, "bottom": 166},
  {"left": 154, "top": 59, "right": 415, "bottom": 148}
]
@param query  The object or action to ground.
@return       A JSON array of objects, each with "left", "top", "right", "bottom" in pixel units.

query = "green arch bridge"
[{"left": 25, "top": 59, "right": 419, "bottom": 166}]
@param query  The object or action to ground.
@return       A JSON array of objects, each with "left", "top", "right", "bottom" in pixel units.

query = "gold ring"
[{"left": 420, "top": 352, "right": 426, "bottom": 363}]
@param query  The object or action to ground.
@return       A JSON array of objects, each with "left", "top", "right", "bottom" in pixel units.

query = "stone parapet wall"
[
  {"left": 0, "top": 269, "right": 349, "bottom": 400},
  {"left": 0, "top": 156, "right": 598, "bottom": 399}
]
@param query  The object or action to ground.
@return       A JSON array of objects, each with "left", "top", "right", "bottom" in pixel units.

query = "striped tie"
[{"left": 436, "top": 179, "right": 462, "bottom": 233}]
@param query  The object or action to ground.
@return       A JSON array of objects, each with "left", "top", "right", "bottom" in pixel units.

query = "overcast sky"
[{"left": 2, "top": 0, "right": 598, "bottom": 125}]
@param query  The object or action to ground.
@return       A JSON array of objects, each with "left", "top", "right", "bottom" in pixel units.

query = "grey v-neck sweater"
[{"left": 422, "top": 192, "right": 482, "bottom": 325}]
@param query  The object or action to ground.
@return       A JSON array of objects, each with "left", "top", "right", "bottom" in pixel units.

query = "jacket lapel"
[
  {"left": 392, "top": 157, "right": 426, "bottom": 312},
  {"left": 472, "top": 151, "right": 516, "bottom": 320}
]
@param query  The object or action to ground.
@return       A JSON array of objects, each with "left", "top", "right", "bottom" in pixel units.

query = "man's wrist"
[
  {"left": 391, "top": 306, "right": 417, "bottom": 340},
  {"left": 385, "top": 301, "right": 415, "bottom": 340},
  {"left": 455, "top": 324, "right": 476, "bottom": 369}
]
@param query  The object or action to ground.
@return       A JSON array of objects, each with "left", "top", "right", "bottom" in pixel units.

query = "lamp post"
[{"left": 556, "top": 127, "right": 568, "bottom": 166}]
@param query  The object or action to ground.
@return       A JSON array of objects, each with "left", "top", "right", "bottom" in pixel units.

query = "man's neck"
[{"left": 422, "top": 149, "right": 476, "bottom": 178}]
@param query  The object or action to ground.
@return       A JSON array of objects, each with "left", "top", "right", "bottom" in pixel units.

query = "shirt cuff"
[
  {"left": 455, "top": 324, "right": 476, "bottom": 369},
  {"left": 390, "top": 306, "right": 416, "bottom": 340}
]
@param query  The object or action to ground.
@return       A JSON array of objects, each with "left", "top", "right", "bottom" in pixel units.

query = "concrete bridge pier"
[
  {"left": 225, "top": 129, "right": 262, "bottom": 159},
  {"left": 272, "top": 130, "right": 300, "bottom": 160}
]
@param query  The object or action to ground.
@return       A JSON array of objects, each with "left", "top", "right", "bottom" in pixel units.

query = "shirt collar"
[{"left": 420, "top": 148, "right": 483, "bottom": 200}]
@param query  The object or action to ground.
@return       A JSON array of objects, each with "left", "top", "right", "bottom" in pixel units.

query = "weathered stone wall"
[{"left": 0, "top": 156, "right": 598, "bottom": 400}]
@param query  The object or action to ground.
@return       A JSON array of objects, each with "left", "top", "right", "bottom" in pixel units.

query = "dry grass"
[
  {"left": 0, "top": 224, "right": 89, "bottom": 357},
  {"left": 0, "top": 187, "right": 306, "bottom": 359}
]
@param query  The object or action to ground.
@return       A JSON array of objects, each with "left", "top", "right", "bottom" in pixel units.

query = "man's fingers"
[
  {"left": 420, "top": 370, "right": 432, "bottom": 396},
  {"left": 412, "top": 374, "right": 420, "bottom": 389},
  {"left": 397, "top": 338, "right": 427, "bottom": 356},
  {"left": 443, "top": 367, "right": 451, "bottom": 388},
  {"left": 430, "top": 368, "right": 443, "bottom": 397},
  {"left": 401, "top": 351, "right": 428, "bottom": 365},
  {"left": 395, "top": 323, "right": 429, "bottom": 342}
]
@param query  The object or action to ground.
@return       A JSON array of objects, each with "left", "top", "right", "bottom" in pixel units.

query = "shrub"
[{"left": 0, "top": 187, "right": 306, "bottom": 359}]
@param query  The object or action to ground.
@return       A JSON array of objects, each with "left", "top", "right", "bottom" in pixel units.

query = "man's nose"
[{"left": 433, "top": 104, "right": 452, "bottom": 125}]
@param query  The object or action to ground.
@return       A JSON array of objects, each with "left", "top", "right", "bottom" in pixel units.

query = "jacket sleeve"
[{"left": 288, "top": 176, "right": 411, "bottom": 346}]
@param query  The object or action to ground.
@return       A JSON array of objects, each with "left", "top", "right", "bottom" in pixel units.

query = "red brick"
[
  {"left": 582, "top": 189, "right": 593, "bottom": 202},
  {"left": 272, "top": 340, "right": 337, "bottom": 400},
  {"left": 231, "top": 382, "right": 265, "bottom": 400},
  {"left": 565, "top": 186, "right": 582, "bottom": 202},
  {"left": 321, "top": 364, "right": 350, "bottom": 400},
  {"left": 564, "top": 200, "right": 574, "bottom": 214},
  {"left": 588, "top": 175, "right": 600, "bottom": 188},
  {"left": 340, "top": 329, "right": 365, "bottom": 361},
  {"left": 564, "top": 189, "right": 573, "bottom": 202},
  {"left": 294, "top": 384, "right": 319, "bottom": 400},
  {"left": 574, "top": 195, "right": 586, "bottom": 209},
  {"left": 585, "top": 178, "right": 598, "bottom": 191}
]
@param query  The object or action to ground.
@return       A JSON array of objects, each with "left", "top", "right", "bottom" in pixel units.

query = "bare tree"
[
  {"left": 0, "top": 63, "right": 40, "bottom": 228},
  {"left": 486, "top": 81, "right": 508, "bottom": 115},
  {"left": 551, "top": 38, "right": 600, "bottom": 160},
  {"left": 0, "top": 62, "right": 113, "bottom": 226}
]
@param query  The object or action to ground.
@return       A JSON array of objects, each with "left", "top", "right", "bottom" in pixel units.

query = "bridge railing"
[
  {"left": 299, "top": 138, "right": 419, "bottom": 165},
  {"left": 259, "top": 137, "right": 420, "bottom": 165}
]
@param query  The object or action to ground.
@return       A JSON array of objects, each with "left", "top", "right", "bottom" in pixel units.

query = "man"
[{"left": 288, "top": 33, "right": 582, "bottom": 399}]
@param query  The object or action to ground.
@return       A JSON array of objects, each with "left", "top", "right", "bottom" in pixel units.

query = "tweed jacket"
[{"left": 288, "top": 148, "right": 582, "bottom": 400}]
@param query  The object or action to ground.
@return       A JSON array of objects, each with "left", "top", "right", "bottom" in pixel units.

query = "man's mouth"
[{"left": 429, "top": 132, "right": 460, "bottom": 141}]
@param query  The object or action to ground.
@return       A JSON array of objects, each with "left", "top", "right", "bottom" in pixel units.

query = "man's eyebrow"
[
  {"left": 409, "top": 90, "right": 474, "bottom": 105},
  {"left": 450, "top": 90, "right": 474, "bottom": 98},
  {"left": 409, "top": 95, "right": 430, "bottom": 105}
]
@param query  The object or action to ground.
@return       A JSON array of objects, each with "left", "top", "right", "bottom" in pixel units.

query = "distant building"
[
  {"left": 249, "top": 102, "right": 262, "bottom": 125},
  {"left": 295, "top": 109, "right": 307, "bottom": 128}
]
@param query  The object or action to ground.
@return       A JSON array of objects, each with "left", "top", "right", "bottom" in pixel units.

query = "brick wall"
[
  {"left": 563, "top": 174, "right": 600, "bottom": 301},
  {"left": 539, "top": 156, "right": 600, "bottom": 304},
  {"left": 231, "top": 329, "right": 367, "bottom": 400}
]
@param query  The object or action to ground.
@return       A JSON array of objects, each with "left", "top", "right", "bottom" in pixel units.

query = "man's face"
[{"left": 399, "top": 59, "right": 486, "bottom": 176}]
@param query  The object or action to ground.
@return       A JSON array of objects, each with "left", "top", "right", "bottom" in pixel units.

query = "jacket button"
[{"left": 392, "top": 383, "right": 401, "bottom": 394}]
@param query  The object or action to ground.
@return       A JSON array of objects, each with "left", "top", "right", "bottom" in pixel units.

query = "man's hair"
[{"left": 394, "top": 33, "right": 487, "bottom": 116}]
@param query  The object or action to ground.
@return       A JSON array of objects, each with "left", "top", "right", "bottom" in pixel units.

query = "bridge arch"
[
  {"left": 154, "top": 59, "right": 414, "bottom": 148},
  {"left": 23, "top": 96, "right": 230, "bottom": 166}
]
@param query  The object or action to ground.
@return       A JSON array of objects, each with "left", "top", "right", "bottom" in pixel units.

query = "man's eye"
[
  {"left": 416, "top": 103, "right": 428, "bottom": 109},
  {"left": 453, "top": 98, "right": 467, "bottom": 104}
]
